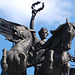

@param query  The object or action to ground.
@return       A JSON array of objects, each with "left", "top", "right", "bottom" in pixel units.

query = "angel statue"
[{"left": 0, "top": 1, "right": 45, "bottom": 75}]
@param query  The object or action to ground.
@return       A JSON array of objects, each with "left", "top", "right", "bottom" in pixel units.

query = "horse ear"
[
  {"left": 66, "top": 18, "right": 70, "bottom": 26},
  {"left": 66, "top": 18, "right": 69, "bottom": 23}
]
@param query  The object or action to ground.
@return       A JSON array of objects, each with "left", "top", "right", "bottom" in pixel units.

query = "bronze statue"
[
  {"left": 28, "top": 27, "right": 49, "bottom": 75},
  {"left": 37, "top": 19, "right": 75, "bottom": 75},
  {"left": 0, "top": 1, "right": 45, "bottom": 75},
  {"left": 28, "top": 2, "right": 49, "bottom": 75},
  {"left": 0, "top": 18, "right": 33, "bottom": 75},
  {"left": 0, "top": 1, "right": 75, "bottom": 75}
]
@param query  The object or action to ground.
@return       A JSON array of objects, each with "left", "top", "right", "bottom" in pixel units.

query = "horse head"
[
  {"left": 37, "top": 19, "right": 75, "bottom": 75},
  {"left": 50, "top": 18, "right": 75, "bottom": 51},
  {"left": 2, "top": 25, "right": 32, "bottom": 75},
  {"left": 14, "top": 25, "right": 31, "bottom": 40},
  {"left": 61, "top": 18, "right": 75, "bottom": 51}
]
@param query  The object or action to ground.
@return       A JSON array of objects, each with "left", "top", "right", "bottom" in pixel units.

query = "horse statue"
[
  {"left": 37, "top": 19, "right": 75, "bottom": 75},
  {"left": 0, "top": 1, "right": 44, "bottom": 75},
  {"left": 0, "top": 18, "right": 33, "bottom": 75}
]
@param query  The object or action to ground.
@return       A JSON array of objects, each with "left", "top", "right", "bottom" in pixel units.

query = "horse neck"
[
  {"left": 10, "top": 39, "right": 26, "bottom": 53},
  {"left": 18, "top": 39, "right": 27, "bottom": 45},
  {"left": 16, "top": 38, "right": 29, "bottom": 48},
  {"left": 19, "top": 39, "right": 26, "bottom": 46},
  {"left": 15, "top": 37, "right": 32, "bottom": 52}
]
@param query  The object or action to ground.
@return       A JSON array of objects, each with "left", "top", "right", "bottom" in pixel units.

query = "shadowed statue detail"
[{"left": 37, "top": 18, "right": 75, "bottom": 75}]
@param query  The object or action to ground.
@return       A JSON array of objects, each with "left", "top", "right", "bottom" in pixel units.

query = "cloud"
[
  {"left": 37, "top": 0, "right": 73, "bottom": 25},
  {"left": 0, "top": 0, "right": 74, "bottom": 26}
]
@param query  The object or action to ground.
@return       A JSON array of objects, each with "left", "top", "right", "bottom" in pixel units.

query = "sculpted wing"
[{"left": 0, "top": 18, "right": 21, "bottom": 42}]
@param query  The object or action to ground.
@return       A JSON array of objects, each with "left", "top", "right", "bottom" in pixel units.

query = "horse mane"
[
  {"left": 42, "top": 23, "right": 66, "bottom": 49},
  {"left": 50, "top": 24, "right": 65, "bottom": 35}
]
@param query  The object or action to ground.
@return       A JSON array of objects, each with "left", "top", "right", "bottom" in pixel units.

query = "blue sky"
[{"left": 0, "top": 0, "right": 75, "bottom": 75}]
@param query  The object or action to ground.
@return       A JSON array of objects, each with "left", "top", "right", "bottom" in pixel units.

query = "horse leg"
[
  {"left": 63, "top": 63, "right": 70, "bottom": 75},
  {"left": 48, "top": 50, "right": 54, "bottom": 69},
  {"left": 67, "top": 69, "right": 70, "bottom": 75},
  {"left": 21, "top": 70, "right": 27, "bottom": 75},
  {"left": 67, "top": 63, "right": 70, "bottom": 75},
  {"left": 1, "top": 71, "right": 7, "bottom": 75},
  {"left": 1, "top": 49, "right": 8, "bottom": 74},
  {"left": 18, "top": 53, "right": 27, "bottom": 75},
  {"left": 62, "top": 63, "right": 70, "bottom": 75},
  {"left": 45, "top": 50, "right": 54, "bottom": 73},
  {"left": 62, "top": 72, "right": 66, "bottom": 75}
]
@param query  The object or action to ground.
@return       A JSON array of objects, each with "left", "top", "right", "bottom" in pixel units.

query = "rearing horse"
[
  {"left": 37, "top": 19, "right": 75, "bottom": 75},
  {"left": 0, "top": 1, "right": 45, "bottom": 75},
  {"left": 0, "top": 18, "right": 32, "bottom": 75}
]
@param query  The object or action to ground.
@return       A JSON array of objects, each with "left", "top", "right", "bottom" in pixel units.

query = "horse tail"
[{"left": 1, "top": 49, "right": 8, "bottom": 73}]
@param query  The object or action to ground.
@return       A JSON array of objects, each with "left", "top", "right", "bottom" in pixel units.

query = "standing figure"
[
  {"left": 29, "top": 1, "right": 48, "bottom": 75},
  {"left": 34, "top": 28, "right": 49, "bottom": 75}
]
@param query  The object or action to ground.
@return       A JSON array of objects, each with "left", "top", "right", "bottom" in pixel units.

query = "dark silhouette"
[{"left": 37, "top": 19, "right": 75, "bottom": 75}]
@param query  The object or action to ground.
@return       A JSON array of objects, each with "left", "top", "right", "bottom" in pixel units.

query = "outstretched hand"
[{"left": 31, "top": 1, "right": 44, "bottom": 17}]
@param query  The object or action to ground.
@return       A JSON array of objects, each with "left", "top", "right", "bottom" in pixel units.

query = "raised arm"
[{"left": 30, "top": 1, "right": 44, "bottom": 42}]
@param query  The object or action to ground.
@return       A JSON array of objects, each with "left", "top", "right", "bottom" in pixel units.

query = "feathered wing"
[{"left": 0, "top": 18, "right": 21, "bottom": 42}]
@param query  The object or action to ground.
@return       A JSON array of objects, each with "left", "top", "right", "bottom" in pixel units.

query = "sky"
[{"left": 0, "top": 0, "right": 75, "bottom": 75}]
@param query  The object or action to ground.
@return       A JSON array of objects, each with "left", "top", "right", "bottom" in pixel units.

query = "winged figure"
[
  {"left": 0, "top": 1, "right": 45, "bottom": 75},
  {"left": 0, "top": 18, "right": 33, "bottom": 75},
  {"left": 0, "top": 18, "right": 31, "bottom": 42}
]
